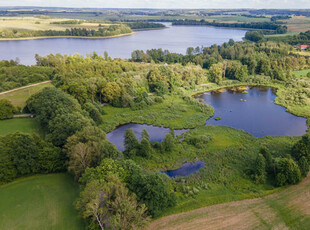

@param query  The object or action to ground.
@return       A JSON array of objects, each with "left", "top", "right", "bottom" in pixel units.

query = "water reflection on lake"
[
  {"left": 161, "top": 161, "right": 205, "bottom": 177},
  {"left": 107, "top": 123, "right": 188, "bottom": 152},
  {"left": 197, "top": 86, "right": 308, "bottom": 137}
]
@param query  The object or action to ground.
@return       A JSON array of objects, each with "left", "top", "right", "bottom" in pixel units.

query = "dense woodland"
[
  {"left": 0, "top": 60, "right": 53, "bottom": 92},
  {"left": 0, "top": 35, "right": 310, "bottom": 229}
]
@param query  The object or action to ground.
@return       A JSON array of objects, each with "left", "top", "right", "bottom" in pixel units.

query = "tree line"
[
  {"left": 171, "top": 19, "right": 287, "bottom": 34},
  {"left": 0, "top": 24, "right": 132, "bottom": 38}
]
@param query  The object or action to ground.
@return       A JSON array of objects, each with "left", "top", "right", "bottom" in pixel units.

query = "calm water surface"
[
  {"left": 107, "top": 123, "right": 188, "bottom": 152},
  {"left": 161, "top": 161, "right": 205, "bottom": 177},
  {"left": 197, "top": 86, "right": 308, "bottom": 137},
  {"left": 0, "top": 23, "right": 246, "bottom": 65}
]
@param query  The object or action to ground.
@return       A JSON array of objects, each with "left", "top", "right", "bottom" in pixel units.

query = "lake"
[
  {"left": 197, "top": 86, "right": 308, "bottom": 137},
  {"left": 0, "top": 23, "right": 246, "bottom": 65},
  {"left": 107, "top": 123, "right": 188, "bottom": 152}
]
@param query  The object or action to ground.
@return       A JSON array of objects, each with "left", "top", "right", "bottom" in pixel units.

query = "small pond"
[
  {"left": 107, "top": 123, "right": 188, "bottom": 152},
  {"left": 197, "top": 86, "right": 308, "bottom": 137},
  {"left": 161, "top": 161, "right": 205, "bottom": 177}
]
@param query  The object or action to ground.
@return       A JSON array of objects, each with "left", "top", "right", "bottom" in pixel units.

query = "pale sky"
[{"left": 0, "top": 0, "right": 310, "bottom": 9}]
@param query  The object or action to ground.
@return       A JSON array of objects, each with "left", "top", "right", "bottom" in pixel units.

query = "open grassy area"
[
  {"left": 101, "top": 94, "right": 213, "bottom": 133},
  {"left": 0, "top": 118, "right": 41, "bottom": 136},
  {"left": 0, "top": 174, "right": 84, "bottom": 230},
  {"left": 0, "top": 17, "right": 110, "bottom": 31},
  {"left": 0, "top": 82, "right": 53, "bottom": 108},
  {"left": 147, "top": 173, "right": 310, "bottom": 230},
  {"left": 294, "top": 69, "right": 310, "bottom": 77}
]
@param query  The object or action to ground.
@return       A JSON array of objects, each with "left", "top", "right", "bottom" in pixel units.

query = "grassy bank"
[{"left": 0, "top": 174, "right": 84, "bottom": 230}]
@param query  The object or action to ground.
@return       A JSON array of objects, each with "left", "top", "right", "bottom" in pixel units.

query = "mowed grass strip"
[
  {"left": 0, "top": 118, "right": 41, "bottom": 136},
  {"left": 0, "top": 82, "right": 53, "bottom": 108},
  {"left": 0, "top": 174, "right": 85, "bottom": 230},
  {"left": 147, "top": 174, "right": 310, "bottom": 230}
]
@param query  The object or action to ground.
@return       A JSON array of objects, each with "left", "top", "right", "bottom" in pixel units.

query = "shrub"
[{"left": 0, "top": 99, "right": 15, "bottom": 120}]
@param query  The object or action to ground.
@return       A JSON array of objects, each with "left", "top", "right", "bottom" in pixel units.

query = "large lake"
[
  {"left": 0, "top": 23, "right": 246, "bottom": 65},
  {"left": 197, "top": 86, "right": 308, "bottom": 137}
]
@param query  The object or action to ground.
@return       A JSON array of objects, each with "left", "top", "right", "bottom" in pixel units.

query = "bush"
[
  {"left": 0, "top": 99, "right": 15, "bottom": 120},
  {"left": 275, "top": 158, "right": 302, "bottom": 186}
]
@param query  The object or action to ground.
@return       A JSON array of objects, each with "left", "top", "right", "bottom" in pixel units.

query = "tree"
[
  {"left": 102, "top": 82, "right": 122, "bottom": 106},
  {"left": 46, "top": 112, "right": 92, "bottom": 146},
  {"left": 245, "top": 31, "right": 264, "bottom": 42},
  {"left": 209, "top": 63, "right": 224, "bottom": 84},
  {"left": 124, "top": 129, "right": 139, "bottom": 156},
  {"left": 161, "top": 133, "right": 175, "bottom": 152},
  {"left": 253, "top": 153, "right": 267, "bottom": 184},
  {"left": 298, "top": 156, "right": 309, "bottom": 177},
  {"left": 142, "top": 129, "right": 150, "bottom": 141},
  {"left": 26, "top": 87, "right": 82, "bottom": 128},
  {"left": 292, "top": 135, "right": 310, "bottom": 162},
  {"left": 0, "top": 99, "right": 15, "bottom": 120},
  {"left": 260, "top": 146, "right": 274, "bottom": 173},
  {"left": 138, "top": 138, "right": 152, "bottom": 158},
  {"left": 83, "top": 102, "right": 103, "bottom": 125},
  {"left": 275, "top": 158, "right": 302, "bottom": 186},
  {"left": 68, "top": 142, "right": 102, "bottom": 180},
  {"left": 76, "top": 175, "right": 150, "bottom": 230},
  {"left": 6, "top": 132, "right": 39, "bottom": 175}
]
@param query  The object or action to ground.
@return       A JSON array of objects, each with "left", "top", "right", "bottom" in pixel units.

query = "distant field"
[
  {"left": 0, "top": 17, "right": 109, "bottom": 31},
  {"left": 0, "top": 118, "right": 41, "bottom": 136},
  {"left": 294, "top": 69, "right": 310, "bottom": 77},
  {"left": 285, "top": 16, "right": 310, "bottom": 32},
  {"left": 0, "top": 174, "right": 84, "bottom": 230},
  {"left": 209, "top": 15, "right": 270, "bottom": 23},
  {"left": 147, "top": 174, "right": 310, "bottom": 230},
  {"left": 0, "top": 82, "right": 53, "bottom": 108}
]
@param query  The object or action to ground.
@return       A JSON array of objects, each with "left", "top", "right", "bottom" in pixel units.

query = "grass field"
[
  {"left": 0, "top": 118, "right": 41, "bottom": 136},
  {"left": 0, "top": 17, "right": 109, "bottom": 31},
  {"left": 0, "top": 174, "right": 84, "bottom": 230},
  {"left": 285, "top": 16, "right": 310, "bottom": 32},
  {"left": 147, "top": 173, "right": 310, "bottom": 230},
  {"left": 294, "top": 69, "right": 310, "bottom": 77},
  {"left": 0, "top": 82, "right": 53, "bottom": 108}
]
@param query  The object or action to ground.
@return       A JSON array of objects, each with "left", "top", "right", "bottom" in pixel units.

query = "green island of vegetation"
[{"left": 0, "top": 7, "right": 310, "bottom": 230}]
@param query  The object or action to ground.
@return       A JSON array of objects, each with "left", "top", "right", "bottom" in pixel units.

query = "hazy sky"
[{"left": 0, "top": 0, "right": 310, "bottom": 9}]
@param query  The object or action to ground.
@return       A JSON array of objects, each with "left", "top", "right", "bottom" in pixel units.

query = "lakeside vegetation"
[{"left": 0, "top": 8, "right": 310, "bottom": 229}]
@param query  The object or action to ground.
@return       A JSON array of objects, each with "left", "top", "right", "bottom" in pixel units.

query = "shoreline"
[{"left": 0, "top": 32, "right": 137, "bottom": 41}]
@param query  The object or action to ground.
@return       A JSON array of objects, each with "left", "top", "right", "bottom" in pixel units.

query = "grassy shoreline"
[{"left": 0, "top": 32, "right": 136, "bottom": 41}]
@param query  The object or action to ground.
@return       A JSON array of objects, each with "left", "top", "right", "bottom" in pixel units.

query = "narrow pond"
[
  {"left": 197, "top": 86, "right": 308, "bottom": 137},
  {"left": 161, "top": 161, "right": 205, "bottom": 178},
  {"left": 107, "top": 123, "right": 188, "bottom": 152}
]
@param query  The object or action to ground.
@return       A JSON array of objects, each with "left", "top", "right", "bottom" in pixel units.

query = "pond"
[
  {"left": 107, "top": 123, "right": 188, "bottom": 152},
  {"left": 0, "top": 23, "right": 246, "bottom": 65},
  {"left": 197, "top": 86, "right": 308, "bottom": 137},
  {"left": 161, "top": 161, "right": 205, "bottom": 177}
]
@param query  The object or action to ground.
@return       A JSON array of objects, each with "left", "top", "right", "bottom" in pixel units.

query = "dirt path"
[
  {"left": 0, "top": 81, "right": 52, "bottom": 95},
  {"left": 147, "top": 174, "right": 310, "bottom": 230}
]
